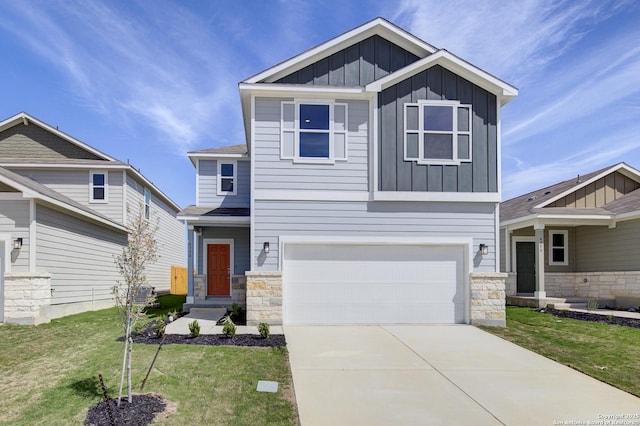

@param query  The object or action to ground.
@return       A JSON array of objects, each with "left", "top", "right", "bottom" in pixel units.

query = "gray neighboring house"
[
  {"left": 0, "top": 112, "right": 184, "bottom": 325},
  {"left": 501, "top": 162, "right": 640, "bottom": 308},
  {"left": 179, "top": 17, "right": 518, "bottom": 326}
]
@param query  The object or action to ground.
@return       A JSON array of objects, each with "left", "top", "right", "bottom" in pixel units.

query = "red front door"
[{"left": 207, "top": 244, "right": 230, "bottom": 296}]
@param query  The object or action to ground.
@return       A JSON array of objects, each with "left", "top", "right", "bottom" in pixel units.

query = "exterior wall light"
[
  {"left": 479, "top": 243, "right": 488, "bottom": 256},
  {"left": 13, "top": 238, "right": 23, "bottom": 250},
  {"left": 263, "top": 242, "right": 270, "bottom": 254}
]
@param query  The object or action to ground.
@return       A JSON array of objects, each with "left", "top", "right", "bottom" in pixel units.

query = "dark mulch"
[
  {"left": 546, "top": 308, "right": 640, "bottom": 329},
  {"left": 85, "top": 394, "right": 167, "bottom": 426},
  {"left": 130, "top": 320, "right": 286, "bottom": 347}
]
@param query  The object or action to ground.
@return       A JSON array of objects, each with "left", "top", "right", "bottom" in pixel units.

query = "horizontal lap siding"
[
  {"left": 126, "top": 175, "right": 184, "bottom": 292},
  {"left": 254, "top": 98, "right": 369, "bottom": 192},
  {"left": 576, "top": 220, "right": 640, "bottom": 271},
  {"left": 198, "top": 160, "right": 250, "bottom": 207},
  {"left": 0, "top": 200, "right": 30, "bottom": 272},
  {"left": 17, "top": 168, "right": 124, "bottom": 223},
  {"left": 254, "top": 200, "right": 497, "bottom": 272},
  {"left": 36, "top": 205, "right": 127, "bottom": 306}
]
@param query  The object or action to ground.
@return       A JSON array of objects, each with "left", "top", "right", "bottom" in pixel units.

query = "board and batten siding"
[
  {"left": 575, "top": 220, "right": 640, "bottom": 272},
  {"left": 0, "top": 200, "right": 30, "bottom": 272},
  {"left": 125, "top": 174, "right": 184, "bottom": 292},
  {"left": 36, "top": 205, "right": 127, "bottom": 307},
  {"left": 274, "top": 35, "right": 420, "bottom": 86},
  {"left": 15, "top": 168, "right": 124, "bottom": 223},
  {"left": 253, "top": 200, "right": 498, "bottom": 272},
  {"left": 197, "top": 159, "right": 250, "bottom": 207},
  {"left": 253, "top": 98, "right": 369, "bottom": 192},
  {"left": 198, "top": 227, "right": 250, "bottom": 275},
  {"left": 378, "top": 65, "right": 497, "bottom": 193}
]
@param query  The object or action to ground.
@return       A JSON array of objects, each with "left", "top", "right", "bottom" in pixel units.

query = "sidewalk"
[{"left": 566, "top": 307, "right": 640, "bottom": 320}]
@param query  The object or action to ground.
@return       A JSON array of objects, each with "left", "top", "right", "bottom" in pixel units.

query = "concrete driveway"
[{"left": 285, "top": 325, "right": 640, "bottom": 425}]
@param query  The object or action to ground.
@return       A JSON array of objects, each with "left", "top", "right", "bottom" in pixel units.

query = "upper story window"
[
  {"left": 217, "top": 161, "right": 237, "bottom": 195},
  {"left": 549, "top": 230, "right": 568, "bottom": 265},
  {"left": 144, "top": 188, "right": 151, "bottom": 220},
  {"left": 281, "top": 100, "right": 347, "bottom": 163},
  {"left": 90, "top": 171, "right": 107, "bottom": 203},
  {"left": 404, "top": 100, "right": 472, "bottom": 165}
]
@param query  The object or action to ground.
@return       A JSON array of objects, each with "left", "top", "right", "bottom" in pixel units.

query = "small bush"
[
  {"left": 222, "top": 316, "right": 236, "bottom": 338},
  {"left": 586, "top": 299, "right": 599, "bottom": 311},
  {"left": 258, "top": 322, "right": 270, "bottom": 339},
  {"left": 231, "top": 303, "right": 243, "bottom": 322},
  {"left": 188, "top": 320, "right": 200, "bottom": 337},
  {"left": 153, "top": 320, "right": 166, "bottom": 337}
]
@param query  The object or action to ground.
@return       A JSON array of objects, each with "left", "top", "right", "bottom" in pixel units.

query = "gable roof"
[
  {"left": 186, "top": 144, "right": 249, "bottom": 166},
  {"left": 501, "top": 163, "right": 640, "bottom": 226},
  {"left": 0, "top": 166, "right": 128, "bottom": 232},
  {"left": 0, "top": 112, "right": 181, "bottom": 212}
]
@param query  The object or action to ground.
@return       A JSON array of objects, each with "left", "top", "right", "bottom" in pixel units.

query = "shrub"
[
  {"left": 188, "top": 320, "right": 200, "bottom": 337},
  {"left": 258, "top": 322, "right": 270, "bottom": 339},
  {"left": 222, "top": 315, "right": 236, "bottom": 338},
  {"left": 153, "top": 320, "right": 166, "bottom": 337},
  {"left": 586, "top": 299, "right": 599, "bottom": 311},
  {"left": 231, "top": 303, "right": 243, "bottom": 322}
]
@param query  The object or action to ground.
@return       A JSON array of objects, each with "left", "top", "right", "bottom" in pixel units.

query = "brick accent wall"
[
  {"left": 3, "top": 273, "right": 52, "bottom": 325},
  {"left": 245, "top": 271, "right": 282, "bottom": 325},
  {"left": 470, "top": 272, "right": 507, "bottom": 327}
]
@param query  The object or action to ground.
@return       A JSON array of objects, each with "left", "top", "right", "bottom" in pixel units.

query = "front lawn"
[
  {"left": 480, "top": 306, "right": 640, "bottom": 397},
  {"left": 0, "top": 295, "right": 298, "bottom": 425}
]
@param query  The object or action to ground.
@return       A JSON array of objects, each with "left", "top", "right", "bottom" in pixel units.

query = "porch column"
[
  {"left": 534, "top": 224, "right": 546, "bottom": 299},
  {"left": 186, "top": 224, "right": 194, "bottom": 304}
]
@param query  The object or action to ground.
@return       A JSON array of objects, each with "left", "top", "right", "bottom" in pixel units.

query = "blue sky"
[{"left": 1, "top": 0, "right": 639, "bottom": 208}]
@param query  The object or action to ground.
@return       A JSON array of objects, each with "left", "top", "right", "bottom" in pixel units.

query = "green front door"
[{"left": 516, "top": 242, "right": 536, "bottom": 294}]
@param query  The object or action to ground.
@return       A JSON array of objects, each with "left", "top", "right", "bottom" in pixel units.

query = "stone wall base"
[
  {"left": 245, "top": 271, "right": 282, "bottom": 325},
  {"left": 3, "top": 273, "right": 52, "bottom": 325},
  {"left": 470, "top": 272, "right": 507, "bottom": 327}
]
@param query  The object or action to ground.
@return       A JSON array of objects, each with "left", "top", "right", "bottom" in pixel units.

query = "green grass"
[
  {"left": 0, "top": 295, "right": 298, "bottom": 425},
  {"left": 480, "top": 306, "right": 640, "bottom": 397}
]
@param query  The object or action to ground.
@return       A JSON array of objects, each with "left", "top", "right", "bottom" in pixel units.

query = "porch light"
[
  {"left": 263, "top": 242, "right": 270, "bottom": 254},
  {"left": 479, "top": 244, "right": 488, "bottom": 256},
  {"left": 13, "top": 238, "right": 23, "bottom": 250}
]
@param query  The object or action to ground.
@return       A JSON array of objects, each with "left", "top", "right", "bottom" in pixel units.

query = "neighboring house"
[
  {"left": 0, "top": 112, "right": 184, "bottom": 325},
  {"left": 179, "top": 18, "right": 518, "bottom": 326},
  {"left": 500, "top": 162, "right": 640, "bottom": 308}
]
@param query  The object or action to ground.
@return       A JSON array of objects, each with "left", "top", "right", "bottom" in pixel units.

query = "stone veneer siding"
[
  {"left": 3, "top": 273, "right": 52, "bottom": 325},
  {"left": 193, "top": 274, "right": 247, "bottom": 307},
  {"left": 245, "top": 271, "right": 282, "bottom": 325},
  {"left": 246, "top": 271, "right": 506, "bottom": 327},
  {"left": 470, "top": 272, "right": 507, "bottom": 327}
]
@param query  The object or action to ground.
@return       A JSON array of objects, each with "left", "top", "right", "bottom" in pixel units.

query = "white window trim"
[
  {"left": 281, "top": 99, "right": 348, "bottom": 164},
  {"left": 89, "top": 171, "right": 108, "bottom": 203},
  {"left": 403, "top": 100, "right": 472, "bottom": 166},
  {"left": 203, "top": 238, "right": 235, "bottom": 291},
  {"left": 548, "top": 230, "right": 569, "bottom": 266},
  {"left": 144, "top": 188, "right": 151, "bottom": 220},
  {"left": 217, "top": 160, "right": 237, "bottom": 196}
]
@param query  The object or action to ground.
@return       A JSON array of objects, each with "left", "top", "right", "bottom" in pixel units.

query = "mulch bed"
[
  {"left": 545, "top": 308, "right": 640, "bottom": 329},
  {"left": 85, "top": 394, "right": 168, "bottom": 426},
  {"left": 130, "top": 320, "right": 286, "bottom": 347}
]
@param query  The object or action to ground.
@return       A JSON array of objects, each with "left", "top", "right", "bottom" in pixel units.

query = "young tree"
[{"left": 113, "top": 205, "right": 159, "bottom": 405}]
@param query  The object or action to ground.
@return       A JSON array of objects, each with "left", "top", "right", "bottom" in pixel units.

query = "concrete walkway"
[
  {"left": 165, "top": 312, "right": 283, "bottom": 335},
  {"left": 285, "top": 325, "right": 640, "bottom": 426}
]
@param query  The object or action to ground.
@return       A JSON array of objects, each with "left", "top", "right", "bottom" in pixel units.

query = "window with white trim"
[
  {"left": 217, "top": 161, "right": 237, "bottom": 195},
  {"left": 281, "top": 100, "right": 347, "bottom": 163},
  {"left": 90, "top": 171, "right": 107, "bottom": 203},
  {"left": 549, "top": 230, "right": 568, "bottom": 265},
  {"left": 144, "top": 188, "right": 151, "bottom": 220},
  {"left": 404, "top": 100, "right": 472, "bottom": 165}
]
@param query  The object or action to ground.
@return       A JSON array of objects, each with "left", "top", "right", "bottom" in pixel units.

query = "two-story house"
[
  {"left": 179, "top": 18, "right": 518, "bottom": 326},
  {"left": 0, "top": 112, "right": 184, "bottom": 324}
]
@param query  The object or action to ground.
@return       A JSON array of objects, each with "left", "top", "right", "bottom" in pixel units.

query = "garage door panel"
[{"left": 283, "top": 243, "right": 466, "bottom": 324}]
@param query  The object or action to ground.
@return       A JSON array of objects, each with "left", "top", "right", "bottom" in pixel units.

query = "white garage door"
[{"left": 282, "top": 243, "right": 466, "bottom": 324}]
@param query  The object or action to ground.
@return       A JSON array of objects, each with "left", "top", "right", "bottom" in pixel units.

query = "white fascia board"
[
  {"left": 187, "top": 152, "right": 249, "bottom": 167},
  {"left": 243, "top": 18, "right": 436, "bottom": 84},
  {"left": 500, "top": 214, "right": 613, "bottom": 230},
  {"left": 611, "top": 210, "right": 640, "bottom": 223},
  {"left": 0, "top": 112, "right": 116, "bottom": 161},
  {"left": 125, "top": 166, "right": 180, "bottom": 212},
  {"left": 366, "top": 51, "right": 518, "bottom": 105},
  {"left": 239, "top": 83, "right": 366, "bottom": 97},
  {"left": 176, "top": 215, "right": 250, "bottom": 225},
  {"left": 372, "top": 191, "right": 501, "bottom": 203},
  {"left": 0, "top": 162, "right": 127, "bottom": 170},
  {"left": 280, "top": 235, "right": 473, "bottom": 247},
  {"left": 533, "top": 163, "right": 635, "bottom": 208}
]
